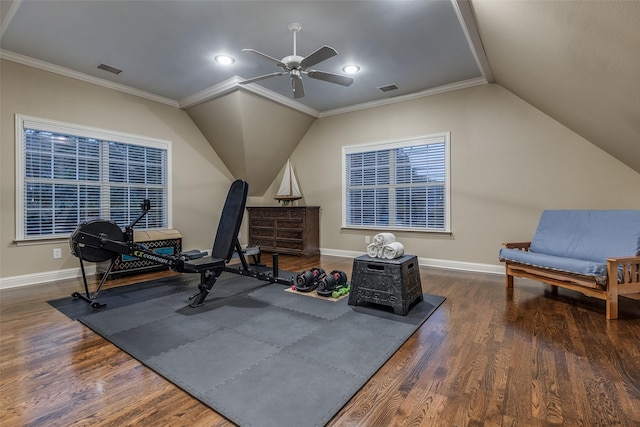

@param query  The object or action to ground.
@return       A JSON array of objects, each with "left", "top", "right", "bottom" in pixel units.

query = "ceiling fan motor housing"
[{"left": 282, "top": 55, "right": 304, "bottom": 69}]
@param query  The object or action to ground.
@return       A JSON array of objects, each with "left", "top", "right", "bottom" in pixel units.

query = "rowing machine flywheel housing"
[{"left": 70, "top": 220, "right": 125, "bottom": 262}]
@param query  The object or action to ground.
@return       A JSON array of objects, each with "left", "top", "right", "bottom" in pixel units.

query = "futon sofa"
[{"left": 499, "top": 210, "right": 640, "bottom": 319}]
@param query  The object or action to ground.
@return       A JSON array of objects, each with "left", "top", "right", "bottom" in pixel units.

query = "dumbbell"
[
  {"left": 294, "top": 267, "right": 325, "bottom": 292},
  {"left": 332, "top": 285, "right": 351, "bottom": 299},
  {"left": 316, "top": 270, "right": 348, "bottom": 297}
]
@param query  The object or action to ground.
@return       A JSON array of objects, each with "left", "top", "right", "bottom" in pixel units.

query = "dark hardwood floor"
[{"left": 1, "top": 254, "right": 639, "bottom": 426}]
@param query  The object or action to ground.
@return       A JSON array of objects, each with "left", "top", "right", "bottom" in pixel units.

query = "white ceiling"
[
  {"left": 0, "top": 0, "right": 488, "bottom": 114},
  {"left": 2, "top": 0, "right": 639, "bottom": 178}
]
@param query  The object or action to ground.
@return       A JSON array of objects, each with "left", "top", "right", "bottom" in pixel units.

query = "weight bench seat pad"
[{"left": 185, "top": 256, "right": 226, "bottom": 272}]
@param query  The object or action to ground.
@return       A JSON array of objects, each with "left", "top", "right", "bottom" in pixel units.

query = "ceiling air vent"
[
  {"left": 378, "top": 84, "right": 398, "bottom": 92},
  {"left": 97, "top": 63, "right": 122, "bottom": 75}
]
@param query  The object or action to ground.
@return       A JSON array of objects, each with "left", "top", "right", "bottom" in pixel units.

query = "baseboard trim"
[
  {"left": 0, "top": 249, "right": 503, "bottom": 290},
  {"left": 0, "top": 265, "right": 97, "bottom": 290},
  {"left": 319, "top": 248, "right": 503, "bottom": 275}
]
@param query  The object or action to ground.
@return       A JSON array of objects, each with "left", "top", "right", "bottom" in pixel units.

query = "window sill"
[
  {"left": 14, "top": 237, "right": 71, "bottom": 247},
  {"left": 341, "top": 226, "right": 452, "bottom": 236}
]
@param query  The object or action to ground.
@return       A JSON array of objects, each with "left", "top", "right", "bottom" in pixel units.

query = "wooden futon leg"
[{"left": 606, "top": 281, "right": 619, "bottom": 320}]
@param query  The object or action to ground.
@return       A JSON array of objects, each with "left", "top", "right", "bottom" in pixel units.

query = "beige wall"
[
  {"left": 0, "top": 59, "right": 234, "bottom": 279},
  {"left": 3, "top": 59, "right": 640, "bottom": 280},
  {"left": 269, "top": 84, "right": 640, "bottom": 266}
]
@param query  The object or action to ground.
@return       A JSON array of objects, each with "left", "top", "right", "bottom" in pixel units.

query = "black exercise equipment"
[
  {"left": 70, "top": 219, "right": 126, "bottom": 308},
  {"left": 183, "top": 178, "right": 249, "bottom": 306},
  {"left": 69, "top": 179, "right": 292, "bottom": 309},
  {"left": 316, "top": 270, "right": 348, "bottom": 297},
  {"left": 294, "top": 267, "right": 325, "bottom": 292}
]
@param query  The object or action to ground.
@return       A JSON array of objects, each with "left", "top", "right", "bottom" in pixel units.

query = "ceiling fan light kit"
[{"left": 240, "top": 22, "right": 354, "bottom": 99}]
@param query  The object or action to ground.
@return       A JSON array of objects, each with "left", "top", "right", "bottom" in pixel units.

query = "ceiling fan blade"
[
  {"left": 239, "top": 71, "right": 287, "bottom": 85},
  {"left": 307, "top": 70, "right": 354, "bottom": 87},
  {"left": 300, "top": 45, "right": 338, "bottom": 69},
  {"left": 292, "top": 76, "right": 305, "bottom": 98},
  {"left": 241, "top": 49, "right": 286, "bottom": 68}
]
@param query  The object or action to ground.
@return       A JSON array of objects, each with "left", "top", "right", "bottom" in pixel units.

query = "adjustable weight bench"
[{"left": 184, "top": 179, "right": 248, "bottom": 307}]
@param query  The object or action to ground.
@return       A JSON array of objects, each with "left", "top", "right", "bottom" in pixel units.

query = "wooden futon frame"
[{"left": 503, "top": 242, "right": 640, "bottom": 319}]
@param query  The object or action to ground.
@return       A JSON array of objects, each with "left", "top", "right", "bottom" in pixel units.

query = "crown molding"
[
  {"left": 236, "top": 82, "right": 320, "bottom": 117},
  {"left": 0, "top": 0, "right": 23, "bottom": 40},
  {"left": 453, "top": 0, "right": 494, "bottom": 83},
  {"left": 0, "top": 49, "right": 180, "bottom": 107},
  {"left": 319, "top": 77, "right": 487, "bottom": 118},
  {"left": 177, "top": 76, "right": 242, "bottom": 109},
  {"left": 178, "top": 77, "right": 320, "bottom": 117},
  {"left": 2, "top": 49, "right": 485, "bottom": 118}
]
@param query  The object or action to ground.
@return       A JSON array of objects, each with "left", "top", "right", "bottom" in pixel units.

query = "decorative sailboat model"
[{"left": 275, "top": 159, "right": 302, "bottom": 205}]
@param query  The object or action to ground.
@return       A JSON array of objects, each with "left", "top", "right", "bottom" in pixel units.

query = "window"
[
  {"left": 15, "top": 115, "right": 171, "bottom": 241},
  {"left": 343, "top": 133, "right": 450, "bottom": 232}
]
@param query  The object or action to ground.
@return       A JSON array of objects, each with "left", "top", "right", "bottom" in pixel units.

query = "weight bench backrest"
[{"left": 211, "top": 179, "right": 249, "bottom": 262}]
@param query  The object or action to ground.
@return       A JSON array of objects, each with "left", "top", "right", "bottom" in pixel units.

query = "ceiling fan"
[{"left": 239, "top": 23, "right": 354, "bottom": 99}]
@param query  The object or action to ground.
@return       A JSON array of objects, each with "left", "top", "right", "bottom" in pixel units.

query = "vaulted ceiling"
[
  {"left": 1, "top": 0, "right": 638, "bottom": 195},
  {"left": 471, "top": 0, "right": 640, "bottom": 176}
]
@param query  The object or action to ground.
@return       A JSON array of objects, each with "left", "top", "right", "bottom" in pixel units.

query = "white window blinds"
[
  {"left": 16, "top": 115, "right": 171, "bottom": 241},
  {"left": 343, "top": 133, "right": 450, "bottom": 232}
]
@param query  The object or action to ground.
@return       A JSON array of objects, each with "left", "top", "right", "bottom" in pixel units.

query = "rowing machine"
[{"left": 70, "top": 199, "right": 194, "bottom": 308}]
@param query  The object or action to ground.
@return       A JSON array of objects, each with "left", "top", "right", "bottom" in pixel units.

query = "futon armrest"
[
  {"left": 606, "top": 255, "right": 640, "bottom": 264},
  {"left": 502, "top": 242, "right": 531, "bottom": 250},
  {"left": 607, "top": 255, "right": 640, "bottom": 285}
]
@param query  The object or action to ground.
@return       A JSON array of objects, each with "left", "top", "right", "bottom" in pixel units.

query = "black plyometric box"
[{"left": 348, "top": 254, "right": 423, "bottom": 316}]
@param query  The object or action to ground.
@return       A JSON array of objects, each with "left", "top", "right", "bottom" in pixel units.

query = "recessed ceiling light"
[
  {"left": 342, "top": 64, "right": 360, "bottom": 74},
  {"left": 215, "top": 55, "right": 235, "bottom": 65}
]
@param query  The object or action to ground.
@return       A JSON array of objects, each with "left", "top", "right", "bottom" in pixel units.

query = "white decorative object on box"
[{"left": 366, "top": 233, "right": 404, "bottom": 259}]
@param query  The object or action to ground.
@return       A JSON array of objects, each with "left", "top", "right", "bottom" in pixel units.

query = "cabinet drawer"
[
  {"left": 252, "top": 237, "right": 275, "bottom": 248},
  {"left": 288, "top": 209, "right": 304, "bottom": 219},
  {"left": 277, "top": 230, "right": 302, "bottom": 240},
  {"left": 251, "top": 218, "right": 274, "bottom": 227},
  {"left": 276, "top": 219, "right": 302, "bottom": 229},
  {"left": 262, "top": 209, "right": 289, "bottom": 218},
  {"left": 251, "top": 228, "right": 274, "bottom": 238},
  {"left": 276, "top": 240, "right": 303, "bottom": 250},
  {"left": 249, "top": 209, "right": 263, "bottom": 218}
]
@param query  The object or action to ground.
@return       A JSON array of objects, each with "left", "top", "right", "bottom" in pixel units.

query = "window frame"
[
  {"left": 14, "top": 114, "right": 172, "bottom": 243},
  {"left": 341, "top": 132, "right": 451, "bottom": 233}
]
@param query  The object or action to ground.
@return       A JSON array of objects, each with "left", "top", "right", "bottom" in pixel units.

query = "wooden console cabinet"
[{"left": 247, "top": 206, "right": 320, "bottom": 256}]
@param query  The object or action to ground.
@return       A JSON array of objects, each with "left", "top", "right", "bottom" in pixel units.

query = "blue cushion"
[
  {"left": 499, "top": 247, "right": 607, "bottom": 279},
  {"left": 529, "top": 210, "right": 640, "bottom": 263}
]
